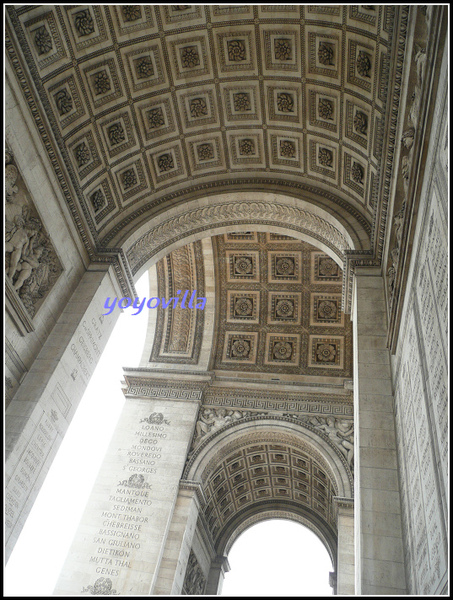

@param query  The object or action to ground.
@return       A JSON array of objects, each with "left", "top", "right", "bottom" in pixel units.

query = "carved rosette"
[{"left": 233, "top": 92, "right": 251, "bottom": 112}]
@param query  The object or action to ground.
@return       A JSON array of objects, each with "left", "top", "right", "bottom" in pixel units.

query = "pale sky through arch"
[{"left": 221, "top": 519, "right": 333, "bottom": 596}]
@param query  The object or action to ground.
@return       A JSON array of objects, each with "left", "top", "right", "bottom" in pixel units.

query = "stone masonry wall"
[{"left": 391, "top": 47, "right": 448, "bottom": 595}]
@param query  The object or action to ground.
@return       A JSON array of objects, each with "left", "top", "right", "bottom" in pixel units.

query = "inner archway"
[{"left": 222, "top": 519, "right": 333, "bottom": 596}]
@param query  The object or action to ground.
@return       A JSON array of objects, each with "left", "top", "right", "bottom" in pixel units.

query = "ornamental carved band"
[
  {"left": 126, "top": 385, "right": 203, "bottom": 401},
  {"left": 127, "top": 201, "right": 350, "bottom": 275}
]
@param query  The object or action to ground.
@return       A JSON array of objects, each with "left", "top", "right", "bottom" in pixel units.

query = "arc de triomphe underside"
[{"left": 5, "top": 5, "right": 448, "bottom": 596}]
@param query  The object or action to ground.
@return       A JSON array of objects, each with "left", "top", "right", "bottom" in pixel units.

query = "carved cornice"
[
  {"left": 179, "top": 479, "right": 207, "bottom": 507},
  {"left": 342, "top": 6, "right": 412, "bottom": 314},
  {"left": 204, "top": 388, "right": 353, "bottom": 415},
  {"left": 123, "top": 374, "right": 211, "bottom": 401},
  {"left": 333, "top": 496, "right": 354, "bottom": 517},
  {"left": 386, "top": 6, "right": 447, "bottom": 353},
  {"left": 370, "top": 5, "right": 410, "bottom": 263}
]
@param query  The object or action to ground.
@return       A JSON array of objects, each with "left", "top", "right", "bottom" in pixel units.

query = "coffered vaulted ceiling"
[{"left": 6, "top": 5, "right": 399, "bottom": 251}]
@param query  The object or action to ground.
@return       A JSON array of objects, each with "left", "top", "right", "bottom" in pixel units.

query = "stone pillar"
[
  {"left": 153, "top": 482, "right": 204, "bottom": 595},
  {"left": 54, "top": 376, "right": 205, "bottom": 595},
  {"left": 5, "top": 266, "right": 122, "bottom": 561},
  {"left": 206, "top": 555, "right": 230, "bottom": 595},
  {"left": 333, "top": 497, "right": 355, "bottom": 595},
  {"left": 352, "top": 267, "right": 406, "bottom": 594}
]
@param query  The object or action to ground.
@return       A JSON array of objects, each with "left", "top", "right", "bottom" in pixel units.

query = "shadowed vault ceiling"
[
  {"left": 148, "top": 232, "right": 353, "bottom": 385},
  {"left": 6, "top": 5, "right": 398, "bottom": 251},
  {"left": 212, "top": 232, "right": 352, "bottom": 379}
]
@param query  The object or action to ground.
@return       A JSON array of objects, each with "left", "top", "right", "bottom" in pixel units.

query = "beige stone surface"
[{"left": 4, "top": 5, "right": 448, "bottom": 597}]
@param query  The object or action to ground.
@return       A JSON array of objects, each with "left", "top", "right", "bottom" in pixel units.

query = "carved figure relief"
[
  {"left": 182, "top": 551, "right": 206, "bottom": 595},
  {"left": 5, "top": 151, "right": 63, "bottom": 319},
  {"left": 285, "top": 415, "right": 354, "bottom": 468},
  {"left": 193, "top": 408, "right": 266, "bottom": 447}
]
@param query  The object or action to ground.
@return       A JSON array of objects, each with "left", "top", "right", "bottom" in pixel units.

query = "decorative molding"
[
  {"left": 184, "top": 416, "right": 353, "bottom": 494},
  {"left": 127, "top": 200, "right": 351, "bottom": 276},
  {"left": 203, "top": 390, "right": 353, "bottom": 416},
  {"left": 150, "top": 241, "right": 205, "bottom": 365},
  {"left": 386, "top": 7, "right": 446, "bottom": 353},
  {"left": 123, "top": 375, "right": 210, "bottom": 401}
]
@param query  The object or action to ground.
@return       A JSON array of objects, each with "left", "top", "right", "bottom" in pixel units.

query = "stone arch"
[
  {"left": 184, "top": 418, "right": 353, "bottom": 497},
  {"left": 182, "top": 417, "right": 352, "bottom": 588},
  {"left": 123, "top": 192, "right": 368, "bottom": 284}
]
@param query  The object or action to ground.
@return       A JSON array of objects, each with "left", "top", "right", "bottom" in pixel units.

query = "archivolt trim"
[
  {"left": 127, "top": 198, "right": 353, "bottom": 277},
  {"left": 183, "top": 417, "right": 353, "bottom": 498}
]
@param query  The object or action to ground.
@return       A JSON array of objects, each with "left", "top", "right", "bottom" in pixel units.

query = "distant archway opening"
[{"left": 221, "top": 518, "right": 333, "bottom": 596}]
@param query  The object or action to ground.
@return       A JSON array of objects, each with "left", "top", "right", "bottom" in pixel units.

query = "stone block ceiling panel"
[
  {"left": 6, "top": 5, "right": 396, "bottom": 246},
  {"left": 202, "top": 442, "right": 337, "bottom": 544},
  {"left": 213, "top": 232, "right": 352, "bottom": 379}
]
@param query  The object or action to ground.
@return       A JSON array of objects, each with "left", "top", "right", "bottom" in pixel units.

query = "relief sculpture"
[
  {"left": 285, "top": 415, "right": 354, "bottom": 469},
  {"left": 5, "top": 149, "right": 63, "bottom": 319},
  {"left": 193, "top": 408, "right": 267, "bottom": 447},
  {"left": 182, "top": 551, "right": 206, "bottom": 596}
]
